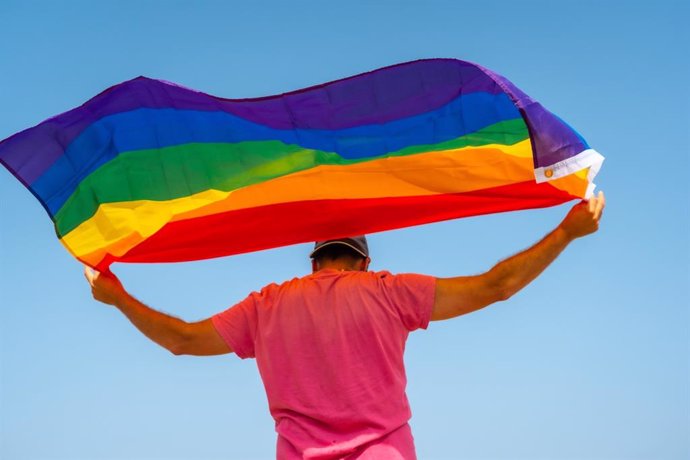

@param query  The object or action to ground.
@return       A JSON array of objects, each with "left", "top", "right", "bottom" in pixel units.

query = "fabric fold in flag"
[{"left": 0, "top": 58, "right": 604, "bottom": 270}]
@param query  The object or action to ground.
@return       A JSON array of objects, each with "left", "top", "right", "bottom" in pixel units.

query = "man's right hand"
[
  {"left": 84, "top": 267, "right": 129, "bottom": 307},
  {"left": 559, "top": 191, "right": 606, "bottom": 240}
]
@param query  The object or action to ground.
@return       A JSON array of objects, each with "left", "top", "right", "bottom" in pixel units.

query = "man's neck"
[{"left": 317, "top": 262, "right": 358, "bottom": 272}]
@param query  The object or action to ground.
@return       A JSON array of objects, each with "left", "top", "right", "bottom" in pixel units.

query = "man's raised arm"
[
  {"left": 432, "top": 191, "right": 605, "bottom": 321},
  {"left": 84, "top": 268, "right": 232, "bottom": 356}
]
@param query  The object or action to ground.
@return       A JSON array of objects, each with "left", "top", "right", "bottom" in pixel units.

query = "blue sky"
[{"left": 1, "top": 1, "right": 688, "bottom": 459}]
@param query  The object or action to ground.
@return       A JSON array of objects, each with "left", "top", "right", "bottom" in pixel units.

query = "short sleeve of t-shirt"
[
  {"left": 211, "top": 291, "right": 262, "bottom": 359},
  {"left": 378, "top": 272, "right": 436, "bottom": 331}
]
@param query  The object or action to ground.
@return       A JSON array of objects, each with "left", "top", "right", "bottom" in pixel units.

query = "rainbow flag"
[{"left": 0, "top": 59, "right": 603, "bottom": 270}]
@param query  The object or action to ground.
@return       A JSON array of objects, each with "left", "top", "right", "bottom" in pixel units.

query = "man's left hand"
[{"left": 84, "top": 267, "right": 128, "bottom": 307}]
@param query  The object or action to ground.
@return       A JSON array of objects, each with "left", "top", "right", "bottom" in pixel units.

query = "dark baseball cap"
[{"left": 310, "top": 235, "right": 369, "bottom": 259}]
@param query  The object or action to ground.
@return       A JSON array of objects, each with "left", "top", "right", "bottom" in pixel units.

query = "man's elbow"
[
  {"left": 167, "top": 342, "right": 187, "bottom": 356},
  {"left": 495, "top": 277, "right": 523, "bottom": 302},
  {"left": 482, "top": 265, "right": 518, "bottom": 304},
  {"left": 493, "top": 284, "right": 514, "bottom": 302},
  {"left": 171, "top": 345, "right": 188, "bottom": 356},
  {"left": 165, "top": 334, "right": 194, "bottom": 356},
  {"left": 485, "top": 273, "right": 518, "bottom": 303}
]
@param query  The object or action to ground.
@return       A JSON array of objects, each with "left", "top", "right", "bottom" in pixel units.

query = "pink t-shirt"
[{"left": 212, "top": 269, "right": 436, "bottom": 459}]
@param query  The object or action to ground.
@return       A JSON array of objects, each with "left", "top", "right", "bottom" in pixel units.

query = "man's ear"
[{"left": 361, "top": 257, "right": 371, "bottom": 272}]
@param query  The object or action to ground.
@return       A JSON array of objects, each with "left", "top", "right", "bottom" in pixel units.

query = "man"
[{"left": 85, "top": 192, "right": 605, "bottom": 459}]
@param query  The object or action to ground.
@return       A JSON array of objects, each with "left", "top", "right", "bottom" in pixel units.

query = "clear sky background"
[{"left": 0, "top": 1, "right": 687, "bottom": 459}]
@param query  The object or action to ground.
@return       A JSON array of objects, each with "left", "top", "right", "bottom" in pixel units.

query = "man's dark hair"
[{"left": 312, "top": 244, "right": 364, "bottom": 264}]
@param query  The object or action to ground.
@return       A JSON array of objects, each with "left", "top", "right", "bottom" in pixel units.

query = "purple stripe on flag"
[
  {"left": 0, "top": 59, "right": 503, "bottom": 184},
  {"left": 475, "top": 64, "right": 589, "bottom": 168}
]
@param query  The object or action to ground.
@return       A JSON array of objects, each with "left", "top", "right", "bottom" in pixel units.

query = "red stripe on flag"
[{"left": 105, "top": 181, "right": 574, "bottom": 268}]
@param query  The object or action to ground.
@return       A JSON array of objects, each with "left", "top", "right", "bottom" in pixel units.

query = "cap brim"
[{"left": 309, "top": 241, "right": 368, "bottom": 259}]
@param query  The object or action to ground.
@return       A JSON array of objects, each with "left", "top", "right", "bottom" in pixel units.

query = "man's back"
[{"left": 212, "top": 269, "right": 435, "bottom": 459}]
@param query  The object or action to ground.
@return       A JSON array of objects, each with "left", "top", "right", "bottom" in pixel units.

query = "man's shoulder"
[
  {"left": 257, "top": 269, "right": 428, "bottom": 295},
  {"left": 259, "top": 270, "right": 386, "bottom": 292}
]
